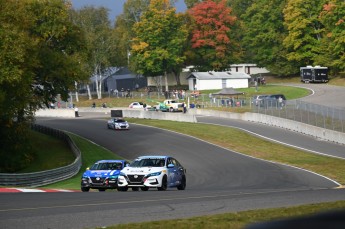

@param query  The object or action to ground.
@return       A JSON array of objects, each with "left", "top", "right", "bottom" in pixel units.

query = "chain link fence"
[{"left": 66, "top": 91, "right": 345, "bottom": 133}]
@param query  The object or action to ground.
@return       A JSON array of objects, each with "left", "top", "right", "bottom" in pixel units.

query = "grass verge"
[
  {"left": 19, "top": 131, "right": 75, "bottom": 173},
  {"left": 105, "top": 201, "right": 345, "bottom": 229},
  {"left": 42, "top": 133, "right": 123, "bottom": 190}
]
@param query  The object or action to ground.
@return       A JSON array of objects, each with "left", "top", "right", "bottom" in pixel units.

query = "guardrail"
[{"left": 0, "top": 124, "right": 82, "bottom": 187}]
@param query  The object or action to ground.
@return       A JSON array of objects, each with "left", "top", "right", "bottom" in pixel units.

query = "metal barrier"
[
  {"left": 253, "top": 100, "right": 345, "bottom": 133},
  {"left": 0, "top": 124, "right": 82, "bottom": 187}
]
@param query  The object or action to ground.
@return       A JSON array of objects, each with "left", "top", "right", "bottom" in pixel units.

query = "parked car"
[
  {"left": 81, "top": 160, "right": 129, "bottom": 192},
  {"left": 252, "top": 95, "right": 268, "bottom": 106},
  {"left": 261, "top": 94, "right": 286, "bottom": 108},
  {"left": 107, "top": 118, "right": 129, "bottom": 130},
  {"left": 129, "top": 102, "right": 144, "bottom": 108},
  {"left": 117, "top": 155, "right": 186, "bottom": 191}
]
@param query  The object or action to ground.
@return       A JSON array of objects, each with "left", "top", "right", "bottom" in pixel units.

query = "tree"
[
  {"left": 188, "top": 0, "right": 237, "bottom": 71},
  {"left": 241, "top": 0, "right": 299, "bottom": 76},
  {"left": 317, "top": 0, "right": 345, "bottom": 74},
  {"left": 113, "top": 0, "right": 151, "bottom": 69},
  {"left": 131, "top": 0, "right": 188, "bottom": 91},
  {"left": 0, "top": 0, "right": 86, "bottom": 172},
  {"left": 283, "top": 0, "right": 326, "bottom": 66},
  {"left": 71, "top": 6, "right": 117, "bottom": 99}
]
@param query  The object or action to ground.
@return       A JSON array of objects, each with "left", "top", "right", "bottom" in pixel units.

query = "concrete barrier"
[
  {"left": 121, "top": 109, "right": 197, "bottom": 123},
  {"left": 35, "top": 108, "right": 75, "bottom": 118}
]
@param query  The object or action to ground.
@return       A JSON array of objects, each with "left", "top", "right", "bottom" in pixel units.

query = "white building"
[
  {"left": 186, "top": 71, "right": 251, "bottom": 90},
  {"left": 146, "top": 64, "right": 267, "bottom": 90}
]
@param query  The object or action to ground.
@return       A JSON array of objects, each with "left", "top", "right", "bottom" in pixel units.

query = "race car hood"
[
  {"left": 83, "top": 169, "right": 121, "bottom": 178},
  {"left": 121, "top": 167, "right": 166, "bottom": 175}
]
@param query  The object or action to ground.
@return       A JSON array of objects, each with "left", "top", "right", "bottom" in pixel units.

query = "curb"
[{"left": 0, "top": 188, "right": 79, "bottom": 193}]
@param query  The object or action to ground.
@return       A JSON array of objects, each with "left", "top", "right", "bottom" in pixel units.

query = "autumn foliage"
[{"left": 188, "top": 0, "right": 236, "bottom": 70}]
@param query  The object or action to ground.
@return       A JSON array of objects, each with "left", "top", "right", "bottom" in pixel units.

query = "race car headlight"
[
  {"left": 109, "top": 175, "right": 118, "bottom": 179},
  {"left": 145, "top": 171, "right": 162, "bottom": 178}
]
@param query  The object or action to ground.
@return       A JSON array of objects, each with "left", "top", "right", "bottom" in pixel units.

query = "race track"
[{"left": 1, "top": 83, "right": 344, "bottom": 229}]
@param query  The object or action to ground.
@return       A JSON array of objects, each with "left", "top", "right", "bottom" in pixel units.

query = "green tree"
[
  {"left": 283, "top": 0, "right": 326, "bottom": 66},
  {"left": 241, "top": 0, "right": 299, "bottom": 76},
  {"left": 188, "top": 0, "right": 237, "bottom": 71},
  {"left": 71, "top": 6, "right": 117, "bottom": 99},
  {"left": 0, "top": 0, "right": 86, "bottom": 172},
  {"left": 317, "top": 0, "right": 345, "bottom": 74},
  {"left": 113, "top": 0, "right": 151, "bottom": 68},
  {"left": 131, "top": 0, "right": 188, "bottom": 90},
  {"left": 185, "top": 0, "right": 203, "bottom": 9}
]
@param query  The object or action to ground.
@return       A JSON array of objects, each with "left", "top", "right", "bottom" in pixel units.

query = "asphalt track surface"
[{"left": 1, "top": 84, "right": 345, "bottom": 229}]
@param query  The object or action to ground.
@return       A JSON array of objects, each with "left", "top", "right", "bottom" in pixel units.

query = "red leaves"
[{"left": 189, "top": 0, "right": 236, "bottom": 50}]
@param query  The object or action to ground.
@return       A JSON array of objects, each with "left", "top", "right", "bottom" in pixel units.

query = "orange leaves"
[
  {"left": 188, "top": 0, "right": 236, "bottom": 70},
  {"left": 189, "top": 0, "right": 236, "bottom": 49}
]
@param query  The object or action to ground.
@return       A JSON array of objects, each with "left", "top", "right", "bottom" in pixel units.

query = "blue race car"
[{"left": 81, "top": 160, "right": 129, "bottom": 192}]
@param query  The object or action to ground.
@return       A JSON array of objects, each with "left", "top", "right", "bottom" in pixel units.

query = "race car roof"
[
  {"left": 95, "top": 159, "right": 126, "bottom": 163},
  {"left": 137, "top": 155, "right": 169, "bottom": 160}
]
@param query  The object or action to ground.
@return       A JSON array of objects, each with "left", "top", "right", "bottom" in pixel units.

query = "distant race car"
[
  {"left": 81, "top": 160, "right": 129, "bottom": 192},
  {"left": 107, "top": 118, "right": 129, "bottom": 130},
  {"left": 117, "top": 155, "right": 186, "bottom": 191}
]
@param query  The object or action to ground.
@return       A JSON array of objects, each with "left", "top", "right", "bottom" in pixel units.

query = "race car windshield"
[
  {"left": 90, "top": 163, "right": 122, "bottom": 170},
  {"left": 130, "top": 159, "right": 165, "bottom": 167},
  {"left": 114, "top": 119, "right": 126, "bottom": 123}
]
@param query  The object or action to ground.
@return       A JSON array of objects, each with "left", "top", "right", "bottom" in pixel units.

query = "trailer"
[{"left": 300, "top": 66, "right": 328, "bottom": 83}]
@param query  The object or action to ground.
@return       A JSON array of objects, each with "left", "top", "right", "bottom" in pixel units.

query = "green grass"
[
  {"left": 237, "top": 85, "right": 311, "bottom": 99},
  {"left": 105, "top": 201, "right": 345, "bottom": 229},
  {"left": 42, "top": 133, "right": 123, "bottom": 190},
  {"left": 18, "top": 131, "right": 75, "bottom": 173}
]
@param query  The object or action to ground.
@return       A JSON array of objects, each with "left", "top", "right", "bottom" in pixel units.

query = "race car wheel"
[
  {"left": 177, "top": 176, "right": 186, "bottom": 190},
  {"left": 117, "top": 187, "right": 128, "bottom": 192},
  {"left": 132, "top": 187, "right": 139, "bottom": 191},
  {"left": 140, "top": 187, "right": 149, "bottom": 191},
  {"left": 81, "top": 187, "right": 90, "bottom": 192},
  {"left": 157, "top": 175, "right": 167, "bottom": 191}
]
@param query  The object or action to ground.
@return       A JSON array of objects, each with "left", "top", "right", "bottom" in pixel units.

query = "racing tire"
[
  {"left": 177, "top": 176, "right": 186, "bottom": 190},
  {"left": 140, "top": 187, "right": 149, "bottom": 191},
  {"left": 132, "top": 187, "right": 139, "bottom": 191},
  {"left": 81, "top": 187, "right": 90, "bottom": 192},
  {"left": 117, "top": 187, "right": 128, "bottom": 192},
  {"left": 157, "top": 175, "right": 167, "bottom": 191}
]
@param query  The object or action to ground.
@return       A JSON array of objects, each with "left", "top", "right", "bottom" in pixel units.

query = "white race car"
[
  {"left": 117, "top": 155, "right": 186, "bottom": 191},
  {"left": 107, "top": 118, "right": 129, "bottom": 130}
]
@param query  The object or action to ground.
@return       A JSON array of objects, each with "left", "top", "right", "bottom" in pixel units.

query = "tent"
[
  {"left": 211, "top": 88, "right": 245, "bottom": 107},
  {"left": 212, "top": 88, "right": 244, "bottom": 96}
]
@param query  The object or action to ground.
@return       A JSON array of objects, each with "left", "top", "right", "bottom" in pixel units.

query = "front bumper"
[
  {"left": 117, "top": 175, "right": 161, "bottom": 188},
  {"left": 81, "top": 177, "right": 118, "bottom": 189}
]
